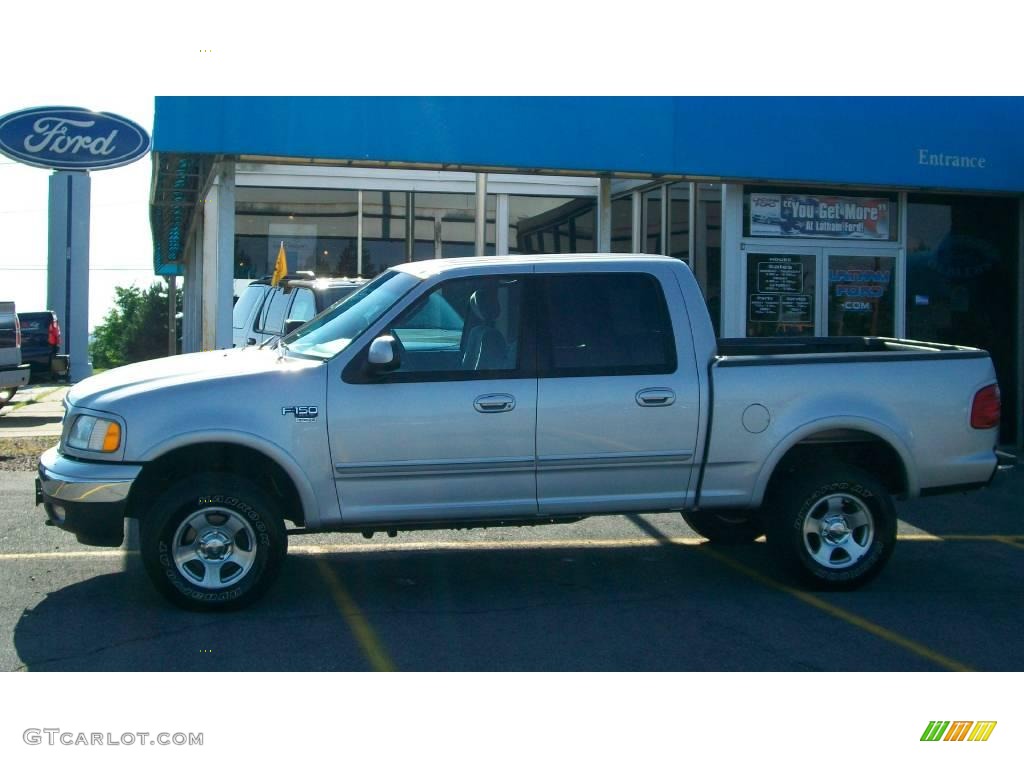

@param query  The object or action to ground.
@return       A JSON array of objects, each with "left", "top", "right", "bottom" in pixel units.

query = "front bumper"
[{"left": 36, "top": 446, "right": 142, "bottom": 547}]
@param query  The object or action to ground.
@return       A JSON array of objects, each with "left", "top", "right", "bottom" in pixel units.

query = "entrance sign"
[
  {"left": 0, "top": 106, "right": 150, "bottom": 171},
  {"left": 750, "top": 193, "right": 892, "bottom": 240}
]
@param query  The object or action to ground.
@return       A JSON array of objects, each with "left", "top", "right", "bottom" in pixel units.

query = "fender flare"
[
  {"left": 138, "top": 429, "right": 321, "bottom": 528},
  {"left": 751, "top": 416, "right": 918, "bottom": 506}
]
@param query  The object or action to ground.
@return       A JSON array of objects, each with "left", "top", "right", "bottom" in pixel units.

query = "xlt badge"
[{"left": 282, "top": 405, "right": 319, "bottom": 422}]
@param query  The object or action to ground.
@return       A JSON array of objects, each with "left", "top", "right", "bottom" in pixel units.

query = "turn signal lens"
[
  {"left": 970, "top": 384, "right": 1001, "bottom": 430},
  {"left": 102, "top": 422, "right": 121, "bottom": 452}
]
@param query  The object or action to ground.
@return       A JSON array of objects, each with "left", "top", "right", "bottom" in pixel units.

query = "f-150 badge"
[{"left": 282, "top": 406, "right": 319, "bottom": 422}]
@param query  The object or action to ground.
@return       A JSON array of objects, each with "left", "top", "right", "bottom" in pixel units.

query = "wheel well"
[
  {"left": 765, "top": 430, "right": 908, "bottom": 501},
  {"left": 127, "top": 443, "right": 305, "bottom": 526}
]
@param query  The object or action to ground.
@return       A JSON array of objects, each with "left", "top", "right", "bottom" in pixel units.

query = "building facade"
[{"left": 149, "top": 97, "right": 1024, "bottom": 443}]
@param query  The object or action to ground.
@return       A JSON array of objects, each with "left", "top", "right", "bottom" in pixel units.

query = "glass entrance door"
[{"left": 826, "top": 251, "right": 898, "bottom": 337}]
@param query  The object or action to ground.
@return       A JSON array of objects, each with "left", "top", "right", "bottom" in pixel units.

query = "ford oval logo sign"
[{"left": 0, "top": 106, "right": 150, "bottom": 171}]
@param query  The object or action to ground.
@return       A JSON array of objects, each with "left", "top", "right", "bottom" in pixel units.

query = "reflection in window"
[
  {"left": 906, "top": 194, "right": 1019, "bottom": 441},
  {"left": 643, "top": 187, "right": 663, "bottom": 254},
  {"left": 611, "top": 196, "right": 632, "bottom": 253},
  {"left": 509, "top": 197, "right": 595, "bottom": 254},
  {"left": 235, "top": 187, "right": 358, "bottom": 279}
]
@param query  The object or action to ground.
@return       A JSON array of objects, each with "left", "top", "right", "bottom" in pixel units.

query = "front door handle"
[
  {"left": 474, "top": 394, "right": 516, "bottom": 413},
  {"left": 636, "top": 387, "right": 676, "bottom": 407}
]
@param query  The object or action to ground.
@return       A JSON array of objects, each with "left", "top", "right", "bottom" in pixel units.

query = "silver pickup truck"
[{"left": 36, "top": 255, "right": 1004, "bottom": 610}]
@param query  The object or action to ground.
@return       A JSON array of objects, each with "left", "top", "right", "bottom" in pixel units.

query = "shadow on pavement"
[{"left": 12, "top": 533, "right": 1024, "bottom": 671}]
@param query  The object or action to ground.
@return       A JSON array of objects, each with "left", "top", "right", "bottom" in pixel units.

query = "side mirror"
[
  {"left": 284, "top": 319, "right": 305, "bottom": 336},
  {"left": 367, "top": 335, "right": 400, "bottom": 373}
]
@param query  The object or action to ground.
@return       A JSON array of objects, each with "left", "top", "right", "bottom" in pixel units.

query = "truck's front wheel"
[
  {"left": 766, "top": 463, "right": 896, "bottom": 590},
  {"left": 140, "top": 473, "right": 287, "bottom": 610}
]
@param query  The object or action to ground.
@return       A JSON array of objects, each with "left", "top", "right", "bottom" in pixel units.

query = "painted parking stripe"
[
  {"left": 315, "top": 560, "right": 396, "bottom": 672},
  {"left": 698, "top": 546, "right": 974, "bottom": 672},
  {"left": 624, "top": 515, "right": 976, "bottom": 672}
]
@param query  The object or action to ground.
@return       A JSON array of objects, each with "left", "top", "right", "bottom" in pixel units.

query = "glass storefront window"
[
  {"left": 611, "top": 196, "right": 632, "bottom": 253},
  {"left": 746, "top": 252, "right": 817, "bottom": 337},
  {"left": 235, "top": 187, "right": 358, "bottom": 279},
  {"left": 827, "top": 254, "right": 896, "bottom": 336},
  {"left": 668, "top": 183, "right": 690, "bottom": 262},
  {"left": 906, "top": 194, "right": 1019, "bottom": 441},
  {"left": 508, "top": 196, "right": 595, "bottom": 254},
  {"left": 643, "top": 186, "right": 663, "bottom": 254}
]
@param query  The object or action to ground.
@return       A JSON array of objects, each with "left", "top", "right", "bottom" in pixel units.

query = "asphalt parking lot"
[{"left": 0, "top": 459, "right": 1021, "bottom": 672}]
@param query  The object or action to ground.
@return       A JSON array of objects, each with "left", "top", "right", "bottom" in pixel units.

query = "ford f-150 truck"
[{"left": 36, "top": 255, "right": 1004, "bottom": 610}]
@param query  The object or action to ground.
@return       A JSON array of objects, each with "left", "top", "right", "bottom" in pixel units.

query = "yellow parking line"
[
  {"left": 698, "top": 546, "right": 974, "bottom": 672},
  {"left": 994, "top": 536, "right": 1024, "bottom": 552},
  {"left": 314, "top": 559, "right": 396, "bottom": 672}
]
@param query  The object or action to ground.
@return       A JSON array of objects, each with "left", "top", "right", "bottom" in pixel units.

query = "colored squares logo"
[{"left": 921, "top": 721, "right": 997, "bottom": 742}]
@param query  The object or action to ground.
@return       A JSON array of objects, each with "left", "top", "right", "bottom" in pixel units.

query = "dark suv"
[{"left": 232, "top": 275, "right": 368, "bottom": 347}]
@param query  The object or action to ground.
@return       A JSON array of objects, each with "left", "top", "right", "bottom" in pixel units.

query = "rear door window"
[{"left": 538, "top": 273, "right": 676, "bottom": 376}]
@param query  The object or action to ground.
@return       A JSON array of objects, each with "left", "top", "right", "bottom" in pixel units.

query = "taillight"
[
  {"left": 48, "top": 317, "right": 61, "bottom": 347},
  {"left": 14, "top": 316, "right": 20, "bottom": 348},
  {"left": 971, "top": 384, "right": 1001, "bottom": 430}
]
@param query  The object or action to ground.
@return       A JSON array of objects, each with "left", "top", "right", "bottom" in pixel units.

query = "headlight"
[{"left": 66, "top": 415, "right": 122, "bottom": 453}]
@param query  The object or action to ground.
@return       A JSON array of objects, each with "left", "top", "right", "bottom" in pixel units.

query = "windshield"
[{"left": 283, "top": 271, "right": 420, "bottom": 360}]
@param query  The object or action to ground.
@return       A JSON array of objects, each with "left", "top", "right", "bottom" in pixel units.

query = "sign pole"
[{"left": 47, "top": 170, "right": 93, "bottom": 382}]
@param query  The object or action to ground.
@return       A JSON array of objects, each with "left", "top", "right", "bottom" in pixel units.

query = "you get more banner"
[{"left": 750, "top": 193, "right": 892, "bottom": 240}]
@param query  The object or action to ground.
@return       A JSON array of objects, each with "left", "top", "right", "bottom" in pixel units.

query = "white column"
[
  {"left": 475, "top": 173, "right": 488, "bottom": 256},
  {"left": 720, "top": 183, "right": 746, "bottom": 338},
  {"left": 596, "top": 177, "right": 612, "bottom": 252},
  {"left": 496, "top": 194, "right": 509, "bottom": 255},
  {"left": 200, "top": 162, "right": 236, "bottom": 350}
]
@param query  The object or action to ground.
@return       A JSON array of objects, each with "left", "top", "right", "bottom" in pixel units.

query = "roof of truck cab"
[{"left": 391, "top": 253, "right": 677, "bottom": 279}]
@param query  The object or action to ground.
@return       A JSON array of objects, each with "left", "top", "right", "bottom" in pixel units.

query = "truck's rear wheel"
[
  {"left": 681, "top": 510, "right": 764, "bottom": 544},
  {"left": 140, "top": 472, "right": 287, "bottom": 611},
  {"left": 766, "top": 463, "right": 895, "bottom": 590}
]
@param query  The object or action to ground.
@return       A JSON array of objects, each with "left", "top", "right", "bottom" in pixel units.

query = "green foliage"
[{"left": 90, "top": 282, "right": 181, "bottom": 370}]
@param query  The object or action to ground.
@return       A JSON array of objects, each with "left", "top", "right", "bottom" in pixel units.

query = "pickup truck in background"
[
  {"left": 1, "top": 302, "right": 31, "bottom": 410},
  {"left": 36, "top": 255, "right": 1004, "bottom": 610},
  {"left": 17, "top": 311, "right": 68, "bottom": 380}
]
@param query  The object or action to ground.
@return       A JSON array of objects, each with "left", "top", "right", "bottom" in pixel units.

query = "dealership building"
[{"left": 148, "top": 97, "right": 1024, "bottom": 442}]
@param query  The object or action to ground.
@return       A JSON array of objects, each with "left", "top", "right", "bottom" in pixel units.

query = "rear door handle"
[
  {"left": 474, "top": 394, "right": 516, "bottom": 413},
  {"left": 636, "top": 387, "right": 675, "bottom": 407}
]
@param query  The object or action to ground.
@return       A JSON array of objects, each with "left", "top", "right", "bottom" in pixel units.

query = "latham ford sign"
[{"left": 0, "top": 106, "right": 150, "bottom": 170}]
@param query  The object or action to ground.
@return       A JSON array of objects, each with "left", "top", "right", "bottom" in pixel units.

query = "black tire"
[
  {"left": 766, "top": 462, "right": 896, "bottom": 590},
  {"left": 0, "top": 387, "right": 17, "bottom": 408},
  {"left": 681, "top": 509, "right": 764, "bottom": 544},
  {"left": 140, "top": 472, "right": 287, "bottom": 611}
]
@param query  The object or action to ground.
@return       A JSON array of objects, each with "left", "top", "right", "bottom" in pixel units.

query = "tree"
[{"left": 90, "top": 281, "right": 181, "bottom": 370}]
